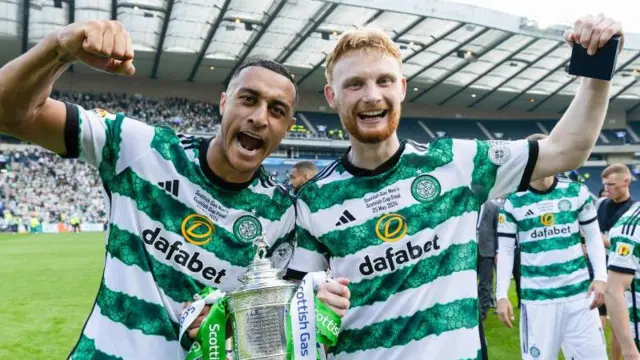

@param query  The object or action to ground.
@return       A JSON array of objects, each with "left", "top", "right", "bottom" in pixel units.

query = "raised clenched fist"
[{"left": 54, "top": 20, "right": 135, "bottom": 75}]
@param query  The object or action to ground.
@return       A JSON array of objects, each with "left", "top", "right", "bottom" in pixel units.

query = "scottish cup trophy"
[
  {"left": 227, "top": 234, "right": 298, "bottom": 360},
  {"left": 181, "top": 232, "right": 340, "bottom": 360}
]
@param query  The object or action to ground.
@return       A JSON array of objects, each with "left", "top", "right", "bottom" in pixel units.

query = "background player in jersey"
[
  {"left": 495, "top": 133, "right": 607, "bottom": 360},
  {"left": 288, "top": 160, "right": 318, "bottom": 194},
  {"left": 599, "top": 164, "right": 634, "bottom": 253},
  {"left": 598, "top": 164, "right": 634, "bottom": 360},
  {"left": 287, "top": 15, "right": 623, "bottom": 360},
  {"left": 605, "top": 202, "right": 640, "bottom": 360},
  {"left": 0, "top": 20, "right": 350, "bottom": 359}
]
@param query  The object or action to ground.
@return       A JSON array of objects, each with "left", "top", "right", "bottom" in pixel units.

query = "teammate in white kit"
[
  {"left": 496, "top": 134, "right": 608, "bottom": 360},
  {"left": 0, "top": 20, "right": 350, "bottom": 359},
  {"left": 287, "top": 15, "right": 623, "bottom": 360},
  {"left": 605, "top": 202, "right": 640, "bottom": 360}
]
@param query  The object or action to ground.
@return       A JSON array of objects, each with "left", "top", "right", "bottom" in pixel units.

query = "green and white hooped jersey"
[
  {"left": 289, "top": 138, "right": 538, "bottom": 360},
  {"left": 608, "top": 202, "right": 640, "bottom": 344},
  {"left": 61, "top": 103, "right": 296, "bottom": 360},
  {"left": 498, "top": 178, "right": 596, "bottom": 304}
]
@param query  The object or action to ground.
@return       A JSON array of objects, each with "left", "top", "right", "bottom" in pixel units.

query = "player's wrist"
[
  {"left": 44, "top": 32, "right": 75, "bottom": 65},
  {"left": 621, "top": 349, "right": 640, "bottom": 359},
  {"left": 580, "top": 77, "right": 612, "bottom": 93}
]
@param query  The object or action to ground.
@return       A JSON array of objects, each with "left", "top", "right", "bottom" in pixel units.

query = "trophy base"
[{"left": 233, "top": 352, "right": 288, "bottom": 360}]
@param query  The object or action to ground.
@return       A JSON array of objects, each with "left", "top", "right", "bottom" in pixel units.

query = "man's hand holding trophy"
[{"left": 179, "top": 232, "right": 351, "bottom": 360}]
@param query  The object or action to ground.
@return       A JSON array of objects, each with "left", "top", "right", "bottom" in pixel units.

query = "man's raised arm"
[
  {"left": 532, "top": 15, "right": 623, "bottom": 181},
  {"left": 0, "top": 21, "right": 134, "bottom": 155}
]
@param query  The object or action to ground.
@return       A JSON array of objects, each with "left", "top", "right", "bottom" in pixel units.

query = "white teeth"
[
  {"left": 242, "top": 132, "right": 262, "bottom": 140},
  {"left": 360, "top": 110, "right": 385, "bottom": 116}
]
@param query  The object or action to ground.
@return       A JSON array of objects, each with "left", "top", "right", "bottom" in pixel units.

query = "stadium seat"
[
  {"left": 421, "top": 118, "right": 486, "bottom": 140},
  {"left": 481, "top": 120, "right": 542, "bottom": 141},
  {"left": 397, "top": 119, "right": 431, "bottom": 143}
]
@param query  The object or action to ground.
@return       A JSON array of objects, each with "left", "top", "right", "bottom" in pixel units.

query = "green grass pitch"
[{"left": 0, "top": 233, "right": 614, "bottom": 359}]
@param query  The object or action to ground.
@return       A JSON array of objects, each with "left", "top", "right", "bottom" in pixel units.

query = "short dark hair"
[{"left": 228, "top": 59, "right": 298, "bottom": 105}]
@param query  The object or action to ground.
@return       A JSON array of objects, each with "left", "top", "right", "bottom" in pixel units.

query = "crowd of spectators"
[
  {"left": 0, "top": 147, "right": 107, "bottom": 232},
  {"left": 49, "top": 90, "right": 346, "bottom": 139},
  {"left": 51, "top": 90, "right": 222, "bottom": 134},
  {"left": 0, "top": 90, "right": 349, "bottom": 231}
]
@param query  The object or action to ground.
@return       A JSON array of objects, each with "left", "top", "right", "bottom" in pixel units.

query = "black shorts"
[{"left": 598, "top": 303, "right": 607, "bottom": 316}]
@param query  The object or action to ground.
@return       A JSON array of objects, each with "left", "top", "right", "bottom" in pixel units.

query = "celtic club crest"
[
  {"left": 411, "top": 175, "right": 441, "bottom": 202},
  {"left": 233, "top": 215, "right": 263, "bottom": 243},
  {"left": 530, "top": 346, "right": 541, "bottom": 358},
  {"left": 558, "top": 199, "right": 572, "bottom": 212},
  {"left": 488, "top": 145, "right": 511, "bottom": 165}
]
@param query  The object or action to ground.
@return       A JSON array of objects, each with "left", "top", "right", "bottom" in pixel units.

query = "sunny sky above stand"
[{"left": 446, "top": 0, "right": 640, "bottom": 33}]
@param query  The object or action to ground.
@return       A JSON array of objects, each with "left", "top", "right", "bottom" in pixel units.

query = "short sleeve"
[
  {"left": 497, "top": 200, "right": 518, "bottom": 240},
  {"left": 465, "top": 139, "right": 538, "bottom": 202},
  {"left": 62, "top": 102, "right": 155, "bottom": 183},
  {"left": 608, "top": 238, "right": 640, "bottom": 274},
  {"left": 288, "top": 198, "right": 329, "bottom": 274},
  {"left": 577, "top": 185, "right": 598, "bottom": 225},
  {"left": 608, "top": 207, "right": 640, "bottom": 275}
]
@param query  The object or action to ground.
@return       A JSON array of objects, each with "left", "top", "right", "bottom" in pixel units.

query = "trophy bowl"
[{"left": 227, "top": 235, "right": 297, "bottom": 360}]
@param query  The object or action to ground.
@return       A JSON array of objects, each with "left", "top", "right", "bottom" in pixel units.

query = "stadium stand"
[
  {"left": 482, "top": 120, "right": 542, "bottom": 141},
  {"left": 629, "top": 122, "right": 640, "bottom": 141},
  {"left": 51, "top": 90, "right": 221, "bottom": 134},
  {"left": 396, "top": 119, "right": 431, "bottom": 143},
  {"left": 300, "top": 112, "right": 348, "bottom": 140},
  {"left": 602, "top": 128, "right": 633, "bottom": 145},
  {"left": 0, "top": 90, "right": 619, "bottom": 148},
  {"left": 421, "top": 118, "right": 487, "bottom": 140},
  {"left": 1, "top": 90, "right": 637, "bottom": 232},
  {"left": 535, "top": 119, "right": 557, "bottom": 134},
  {"left": 0, "top": 147, "right": 107, "bottom": 232},
  {"left": 0, "top": 2, "right": 639, "bottom": 359},
  {"left": 570, "top": 167, "right": 607, "bottom": 194}
]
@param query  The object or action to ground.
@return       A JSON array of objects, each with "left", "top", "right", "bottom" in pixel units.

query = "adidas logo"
[
  {"left": 158, "top": 180, "right": 179, "bottom": 197},
  {"left": 525, "top": 209, "right": 534, "bottom": 216},
  {"left": 335, "top": 210, "right": 356, "bottom": 226}
]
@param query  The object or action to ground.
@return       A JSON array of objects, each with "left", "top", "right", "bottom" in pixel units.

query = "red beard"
[{"left": 341, "top": 106, "right": 401, "bottom": 144}]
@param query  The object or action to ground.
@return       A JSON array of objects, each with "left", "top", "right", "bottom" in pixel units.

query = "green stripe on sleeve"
[{"left": 96, "top": 284, "right": 178, "bottom": 341}]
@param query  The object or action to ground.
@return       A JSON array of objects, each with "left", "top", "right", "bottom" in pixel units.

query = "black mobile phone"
[{"left": 568, "top": 35, "right": 622, "bottom": 81}]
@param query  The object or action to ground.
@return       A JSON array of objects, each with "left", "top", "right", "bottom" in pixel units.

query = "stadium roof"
[{"left": 1, "top": 0, "right": 640, "bottom": 115}]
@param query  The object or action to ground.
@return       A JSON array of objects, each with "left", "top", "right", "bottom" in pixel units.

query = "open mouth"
[
  {"left": 358, "top": 110, "right": 388, "bottom": 121},
  {"left": 236, "top": 132, "right": 264, "bottom": 152}
]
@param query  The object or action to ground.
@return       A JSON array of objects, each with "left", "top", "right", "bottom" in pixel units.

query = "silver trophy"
[{"left": 227, "top": 233, "right": 297, "bottom": 360}]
